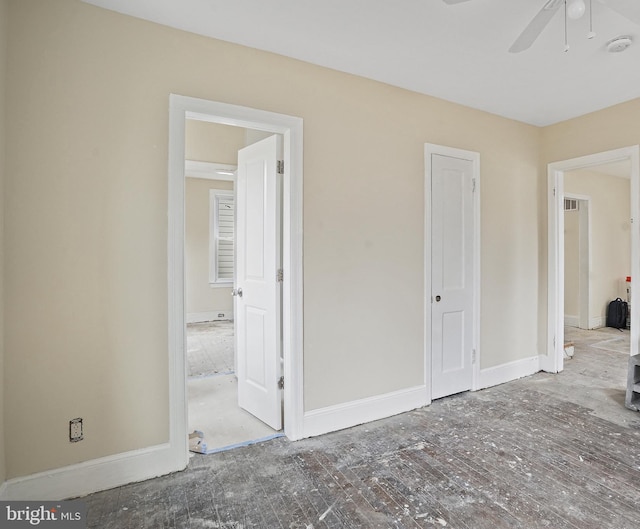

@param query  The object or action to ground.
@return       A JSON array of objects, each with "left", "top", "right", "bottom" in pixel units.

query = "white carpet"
[{"left": 188, "top": 374, "right": 281, "bottom": 454}]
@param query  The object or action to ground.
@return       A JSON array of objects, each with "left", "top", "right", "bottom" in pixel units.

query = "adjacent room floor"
[
  {"left": 85, "top": 327, "right": 640, "bottom": 528},
  {"left": 187, "top": 321, "right": 280, "bottom": 454}
]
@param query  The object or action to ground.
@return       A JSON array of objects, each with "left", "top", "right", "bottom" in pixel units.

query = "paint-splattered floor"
[{"left": 84, "top": 327, "right": 640, "bottom": 528}]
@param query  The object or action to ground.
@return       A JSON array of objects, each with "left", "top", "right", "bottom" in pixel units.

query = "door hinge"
[
  {"left": 472, "top": 349, "right": 477, "bottom": 364},
  {"left": 278, "top": 376, "right": 284, "bottom": 390},
  {"left": 277, "top": 160, "right": 284, "bottom": 174},
  {"left": 553, "top": 187, "right": 556, "bottom": 197},
  {"left": 277, "top": 268, "right": 284, "bottom": 282},
  {"left": 472, "top": 178, "right": 476, "bottom": 193}
]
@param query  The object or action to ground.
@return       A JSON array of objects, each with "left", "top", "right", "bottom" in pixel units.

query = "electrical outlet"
[{"left": 69, "top": 418, "right": 83, "bottom": 442}]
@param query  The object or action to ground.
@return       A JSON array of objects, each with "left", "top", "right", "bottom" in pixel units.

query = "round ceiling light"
[
  {"left": 567, "top": 0, "right": 586, "bottom": 20},
  {"left": 606, "top": 36, "right": 633, "bottom": 53}
]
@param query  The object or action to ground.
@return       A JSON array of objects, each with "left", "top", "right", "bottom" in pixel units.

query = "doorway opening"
[
  {"left": 563, "top": 193, "right": 591, "bottom": 331},
  {"left": 167, "top": 95, "right": 304, "bottom": 466},
  {"left": 547, "top": 145, "right": 640, "bottom": 375},
  {"left": 184, "top": 124, "right": 286, "bottom": 453}
]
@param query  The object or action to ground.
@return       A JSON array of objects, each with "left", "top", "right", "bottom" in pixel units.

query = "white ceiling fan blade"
[
  {"left": 599, "top": 0, "right": 640, "bottom": 25},
  {"left": 442, "top": 0, "right": 472, "bottom": 4},
  {"left": 509, "top": 0, "right": 565, "bottom": 53}
]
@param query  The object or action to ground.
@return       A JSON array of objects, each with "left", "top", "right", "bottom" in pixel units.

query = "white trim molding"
[
  {"left": 478, "top": 356, "right": 541, "bottom": 390},
  {"left": 301, "top": 386, "right": 428, "bottom": 439},
  {"left": 564, "top": 315, "right": 579, "bottom": 327},
  {"left": 564, "top": 316, "right": 604, "bottom": 329},
  {"left": 186, "top": 311, "right": 233, "bottom": 323},
  {"left": 0, "top": 443, "right": 179, "bottom": 501}
]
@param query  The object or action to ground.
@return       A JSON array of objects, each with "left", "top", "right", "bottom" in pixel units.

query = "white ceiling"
[{"left": 82, "top": 0, "right": 640, "bottom": 126}]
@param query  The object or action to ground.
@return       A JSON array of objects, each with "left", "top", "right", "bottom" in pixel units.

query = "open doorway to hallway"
[
  {"left": 544, "top": 149, "right": 640, "bottom": 436},
  {"left": 563, "top": 160, "right": 631, "bottom": 334},
  {"left": 547, "top": 145, "right": 640, "bottom": 375},
  {"left": 560, "top": 160, "right": 633, "bottom": 416}
]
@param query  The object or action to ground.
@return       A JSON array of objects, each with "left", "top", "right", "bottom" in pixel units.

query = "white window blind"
[{"left": 209, "top": 190, "right": 235, "bottom": 284}]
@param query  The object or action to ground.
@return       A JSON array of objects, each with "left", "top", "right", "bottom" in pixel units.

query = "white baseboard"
[
  {"left": 564, "top": 315, "right": 579, "bottom": 327},
  {"left": 0, "top": 443, "right": 187, "bottom": 501},
  {"left": 564, "top": 315, "right": 604, "bottom": 330},
  {"left": 478, "top": 356, "right": 541, "bottom": 390},
  {"left": 302, "top": 385, "right": 427, "bottom": 439},
  {"left": 186, "top": 311, "right": 233, "bottom": 324},
  {"left": 0, "top": 355, "right": 552, "bottom": 500},
  {"left": 2, "top": 385, "right": 426, "bottom": 499}
]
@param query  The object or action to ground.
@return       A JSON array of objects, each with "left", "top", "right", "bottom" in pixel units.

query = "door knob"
[
  {"left": 232, "top": 288, "right": 243, "bottom": 298},
  {"left": 435, "top": 295, "right": 441, "bottom": 302}
]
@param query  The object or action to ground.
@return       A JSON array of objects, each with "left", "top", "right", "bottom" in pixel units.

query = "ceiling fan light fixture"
[{"left": 567, "top": 0, "right": 586, "bottom": 20}]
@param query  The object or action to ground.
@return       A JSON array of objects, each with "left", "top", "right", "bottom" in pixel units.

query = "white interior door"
[
  {"left": 235, "top": 134, "right": 283, "bottom": 430},
  {"left": 431, "top": 153, "right": 475, "bottom": 400}
]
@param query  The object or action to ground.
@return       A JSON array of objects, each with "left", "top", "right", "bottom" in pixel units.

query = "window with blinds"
[{"left": 209, "top": 190, "right": 235, "bottom": 285}]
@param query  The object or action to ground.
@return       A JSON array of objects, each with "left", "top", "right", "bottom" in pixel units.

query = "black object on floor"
[{"left": 606, "top": 297, "right": 628, "bottom": 329}]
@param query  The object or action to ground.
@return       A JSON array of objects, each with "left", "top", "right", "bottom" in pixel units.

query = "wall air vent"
[{"left": 564, "top": 198, "right": 578, "bottom": 211}]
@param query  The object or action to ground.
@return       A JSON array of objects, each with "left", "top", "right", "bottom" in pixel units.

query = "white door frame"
[
  {"left": 546, "top": 145, "right": 640, "bottom": 373},
  {"left": 424, "top": 143, "right": 481, "bottom": 401},
  {"left": 167, "top": 95, "right": 304, "bottom": 469},
  {"left": 563, "top": 193, "right": 591, "bottom": 330}
]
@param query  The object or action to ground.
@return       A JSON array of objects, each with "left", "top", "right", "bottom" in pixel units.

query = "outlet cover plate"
[{"left": 70, "top": 418, "right": 83, "bottom": 442}]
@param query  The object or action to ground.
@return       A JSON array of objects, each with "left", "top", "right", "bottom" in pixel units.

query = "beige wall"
[
  {"left": 185, "top": 178, "right": 234, "bottom": 315},
  {"left": 184, "top": 120, "right": 244, "bottom": 316},
  {"left": 542, "top": 99, "right": 640, "bottom": 163},
  {"left": 0, "top": 0, "right": 7, "bottom": 485},
  {"left": 185, "top": 120, "right": 245, "bottom": 165},
  {"left": 564, "top": 208, "right": 580, "bottom": 317},
  {"left": 565, "top": 170, "right": 631, "bottom": 325},
  {"left": 4, "top": 0, "right": 542, "bottom": 479}
]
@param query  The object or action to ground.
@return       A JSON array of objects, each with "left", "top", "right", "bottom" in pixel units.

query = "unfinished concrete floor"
[
  {"left": 85, "top": 328, "right": 640, "bottom": 528},
  {"left": 186, "top": 321, "right": 235, "bottom": 378},
  {"left": 187, "top": 321, "right": 280, "bottom": 452}
]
